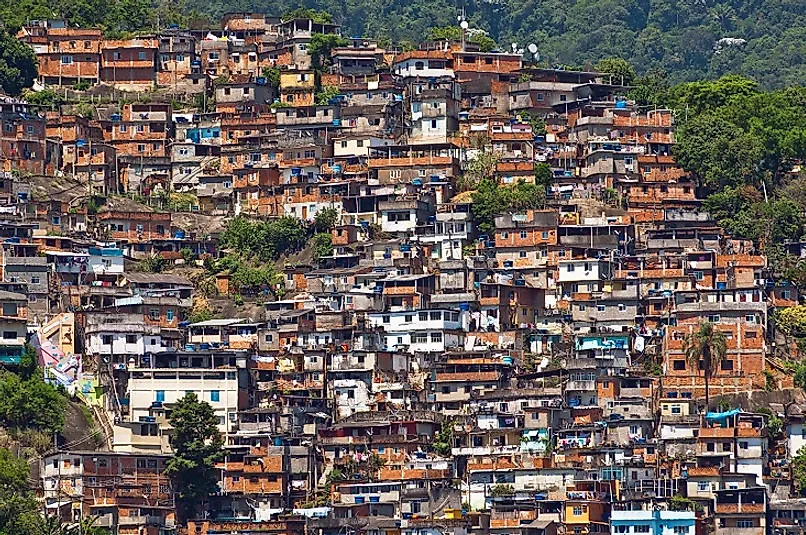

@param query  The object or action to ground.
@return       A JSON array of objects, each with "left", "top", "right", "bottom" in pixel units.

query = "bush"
[{"left": 0, "top": 372, "right": 66, "bottom": 434}]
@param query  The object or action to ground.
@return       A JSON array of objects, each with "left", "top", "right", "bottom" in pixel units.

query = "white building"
[{"left": 126, "top": 351, "right": 248, "bottom": 434}]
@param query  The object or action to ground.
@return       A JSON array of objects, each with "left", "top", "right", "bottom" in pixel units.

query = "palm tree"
[{"left": 683, "top": 321, "right": 727, "bottom": 411}]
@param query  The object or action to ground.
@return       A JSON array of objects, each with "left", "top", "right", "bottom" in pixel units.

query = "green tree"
[
  {"left": 261, "top": 66, "right": 281, "bottom": 89},
  {"left": 432, "top": 419, "right": 453, "bottom": 457},
  {"left": 137, "top": 253, "right": 168, "bottom": 273},
  {"left": 596, "top": 57, "right": 636, "bottom": 86},
  {"left": 795, "top": 446, "right": 806, "bottom": 495},
  {"left": 534, "top": 163, "right": 552, "bottom": 190},
  {"left": 23, "top": 89, "right": 65, "bottom": 109},
  {"left": 0, "top": 371, "right": 66, "bottom": 433},
  {"left": 313, "top": 207, "right": 339, "bottom": 233},
  {"left": 17, "top": 344, "right": 37, "bottom": 380},
  {"left": 683, "top": 321, "right": 727, "bottom": 410},
  {"left": 312, "top": 233, "right": 333, "bottom": 260},
  {"left": 309, "top": 33, "right": 348, "bottom": 71},
  {"left": 0, "top": 447, "right": 42, "bottom": 535},
  {"left": 282, "top": 8, "right": 333, "bottom": 24},
  {"left": 0, "top": 30, "right": 37, "bottom": 96},
  {"left": 315, "top": 85, "right": 339, "bottom": 105},
  {"left": 472, "top": 177, "right": 508, "bottom": 236},
  {"left": 508, "top": 180, "right": 546, "bottom": 211},
  {"left": 165, "top": 393, "right": 225, "bottom": 521}
]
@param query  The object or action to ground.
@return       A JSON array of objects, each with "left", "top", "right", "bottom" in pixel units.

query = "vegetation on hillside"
[{"left": 2, "top": 0, "right": 804, "bottom": 88}]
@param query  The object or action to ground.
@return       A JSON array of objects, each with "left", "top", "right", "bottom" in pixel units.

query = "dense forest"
[{"left": 1, "top": 0, "right": 804, "bottom": 87}]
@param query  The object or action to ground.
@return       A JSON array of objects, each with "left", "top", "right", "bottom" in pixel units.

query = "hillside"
[
  {"left": 1, "top": 0, "right": 803, "bottom": 88},
  {"left": 187, "top": 0, "right": 805, "bottom": 87}
]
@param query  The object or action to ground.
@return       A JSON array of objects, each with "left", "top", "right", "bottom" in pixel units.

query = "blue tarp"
[{"left": 705, "top": 408, "right": 741, "bottom": 420}]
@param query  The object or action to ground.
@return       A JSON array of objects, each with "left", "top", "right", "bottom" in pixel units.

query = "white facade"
[
  {"left": 393, "top": 58, "right": 454, "bottom": 79},
  {"left": 557, "top": 259, "right": 610, "bottom": 283},
  {"left": 368, "top": 309, "right": 466, "bottom": 331},
  {"left": 333, "top": 136, "right": 390, "bottom": 158},
  {"left": 333, "top": 378, "right": 371, "bottom": 419},
  {"left": 380, "top": 208, "right": 418, "bottom": 234},
  {"left": 789, "top": 422, "right": 806, "bottom": 458},
  {"left": 88, "top": 250, "right": 124, "bottom": 275},
  {"left": 381, "top": 331, "right": 461, "bottom": 353},
  {"left": 88, "top": 331, "right": 166, "bottom": 357},
  {"left": 127, "top": 367, "right": 246, "bottom": 433}
]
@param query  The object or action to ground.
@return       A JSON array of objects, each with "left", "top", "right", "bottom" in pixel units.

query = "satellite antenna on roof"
[{"left": 527, "top": 43, "right": 537, "bottom": 54}]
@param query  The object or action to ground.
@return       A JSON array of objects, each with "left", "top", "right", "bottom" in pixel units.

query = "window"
[
  {"left": 382, "top": 315, "right": 390, "bottom": 324},
  {"left": 614, "top": 527, "right": 628, "bottom": 534},
  {"left": 739, "top": 441, "right": 748, "bottom": 450},
  {"left": 101, "top": 335, "right": 112, "bottom": 345},
  {"left": 618, "top": 303, "right": 626, "bottom": 311},
  {"left": 721, "top": 359, "right": 733, "bottom": 371},
  {"left": 520, "top": 230, "right": 528, "bottom": 239},
  {"left": 567, "top": 264, "right": 575, "bottom": 272},
  {"left": 60, "top": 55, "right": 73, "bottom": 64},
  {"left": 722, "top": 442, "right": 731, "bottom": 452},
  {"left": 119, "top": 124, "right": 127, "bottom": 133},
  {"left": 737, "top": 521, "right": 753, "bottom": 529},
  {"left": 572, "top": 506, "right": 584, "bottom": 516},
  {"left": 149, "top": 308, "right": 160, "bottom": 320},
  {"left": 156, "top": 390, "right": 165, "bottom": 402},
  {"left": 210, "top": 390, "right": 220, "bottom": 402},
  {"left": 634, "top": 526, "right": 650, "bottom": 534},
  {"left": 414, "top": 333, "right": 428, "bottom": 344},
  {"left": 673, "top": 528, "right": 688, "bottom": 535},
  {"left": 126, "top": 335, "right": 137, "bottom": 344},
  {"left": 136, "top": 124, "right": 145, "bottom": 133},
  {"left": 579, "top": 304, "right": 586, "bottom": 311},
  {"left": 431, "top": 332, "right": 443, "bottom": 343},
  {"left": 745, "top": 314, "right": 756, "bottom": 324},
  {"left": 166, "top": 309, "right": 175, "bottom": 322},
  {"left": 138, "top": 51, "right": 147, "bottom": 60},
  {"left": 694, "top": 271, "right": 704, "bottom": 281},
  {"left": 520, "top": 251, "right": 527, "bottom": 258},
  {"left": 430, "top": 311, "right": 441, "bottom": 320},
  {"left": 707, "top": 314, "right": 721, "bottom": 323},
  {"left": 431, "top": 119, "right": 438, "bottom": 129},
  {"left": 559, "top": 94, "right": 567, "bottom": 102},
  {"left": 2, "top": 331, "right": 17, "bottom": 340},
  {"left": 597, "top": 304, "right": 606, "bottom": 312},
  {"left": 673, "top": 360, "right": 686, "bottom": 371},
  {"left": 137, "top": 144, "right": 145, "bottom": 153}
]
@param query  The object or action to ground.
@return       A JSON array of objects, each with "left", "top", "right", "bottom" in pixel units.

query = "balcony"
[
  {"left": 119, "top": 515, "right": 164, "bottom": 526},
  {"left": 566, "top": 380, "right": 596, "bottom": 391}
]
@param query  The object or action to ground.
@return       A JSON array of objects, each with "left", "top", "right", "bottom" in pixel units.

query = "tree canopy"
[
  {"left": 160, "top": 0, "right": 806, "bottom": 88},
  {"left": 165, "top": 392, "right": 225, "bottom": 520},
  {"left": 0, "top": 30, "right": 37, "bottom": 96}
]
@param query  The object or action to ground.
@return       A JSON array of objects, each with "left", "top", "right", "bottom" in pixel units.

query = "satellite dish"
[
  {"left": 511, "top": 42, "right": 518, "bottom": 51},
  {"left": 460, "top": 20, "right": 469, "bottom": 29},
  {"left": 527, "top": 43, "right": 538, "bottom": 54}
]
